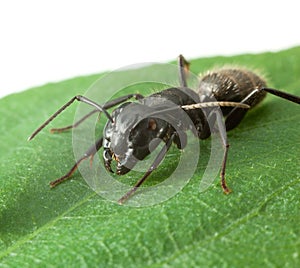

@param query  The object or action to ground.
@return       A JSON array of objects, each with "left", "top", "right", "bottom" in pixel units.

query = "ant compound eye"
[{"left": 148, "top": 118, "right": 157, "bottom": 130}]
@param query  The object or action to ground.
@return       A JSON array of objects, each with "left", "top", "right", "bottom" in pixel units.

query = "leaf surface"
[{"left": 0, "top": 47, "right": 299, "bottom": 267}]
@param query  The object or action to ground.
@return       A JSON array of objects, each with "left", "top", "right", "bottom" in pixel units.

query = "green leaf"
[{"left": 0, "top": 47, "right": 299, "bottom": 267}]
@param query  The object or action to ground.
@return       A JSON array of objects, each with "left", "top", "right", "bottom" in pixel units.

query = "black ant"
[{"left": 28, "top": 55, "right": 300, "bottom": 204}]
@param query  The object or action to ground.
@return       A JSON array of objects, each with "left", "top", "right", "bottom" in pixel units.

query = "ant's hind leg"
[
  {"left": 225, "top": 87, "right": 300, "bottom": 131},
  {"left": 262, "top": 87, "right": 300, "bottom": 104},
  {"left": 225, "top": 89, "right": 262, "bottom": 131}
]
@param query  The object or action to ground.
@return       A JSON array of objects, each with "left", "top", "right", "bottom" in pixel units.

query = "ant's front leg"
[
  {"left": 50, "top": 137, "right": 103, "bottom": 187},
  {"left": 118, "top": 133, "right": 176, "bottom": 204},
  {"left": 51, "top": 93, "right": 145, "bottom": 133},
  {"left": 28, "top": 95, "right": 112, "bottom": 140}
]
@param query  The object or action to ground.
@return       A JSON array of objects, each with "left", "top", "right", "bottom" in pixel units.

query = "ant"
[{"left": 28, "top": 55, "right": 300, "bottom": 204}]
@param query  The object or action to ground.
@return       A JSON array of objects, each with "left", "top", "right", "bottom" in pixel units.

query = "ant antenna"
[
  {"left": 28, "top": 95, "right": 113, "bottom": 141},
  {"left": 182, "top": 101, "right": 250, "bottom": 110},
  {"left": 147, "top": 101, "right": 250, "bottom": 117}
]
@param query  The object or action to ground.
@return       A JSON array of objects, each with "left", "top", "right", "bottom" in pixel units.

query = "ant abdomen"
[{"left": 198, "top": 68, "right": 267, "bottom": 112}]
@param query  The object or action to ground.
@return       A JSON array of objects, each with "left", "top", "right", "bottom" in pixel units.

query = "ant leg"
[
  {"left": 118, "top": 133, "right": 176, "bottom": 204},
  {"left": 51, "top": 94, "right": 144, "bottom": 133},
  {"left": 50, "top": 93, "right": 144, "bottom": 133},
  {"left": 50, "top": 137, "right": 103, "bottom": 187},
  {"left": 199, "top": 111, "right": 215, "bottom": 139},
  {"left": 262, "top": 87, "right": 300, "bottom": 104},
  {"left": 178, "top": 55, "right": 190, "bottom": 88},
  {"left": 225, "top": 87, "right": 300, "bottom": 131},
  {"left": 28, "top": 95, "right": 111, "bottom": 140},
  {"left": 103, "top": 93, "right": 144, "bottom": 107},
  {"left": 225, "top": 89, "right": 262, "bottom": 131},
  {"left": 51, "top": 109, "right": 99, "bottom": 133},
  {"left": 29, "top": 94, "right": 144, "bottom": 139},
  {"left": 197, "top": 109, "right": 231, "bottom": 193},
  {"left": 214, "top": 110, "right": 231, "bottom": 194}
]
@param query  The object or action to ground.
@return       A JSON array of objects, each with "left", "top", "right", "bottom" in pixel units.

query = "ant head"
[{"left": 103, "top": 102, "right": 169, "bottom": 175}]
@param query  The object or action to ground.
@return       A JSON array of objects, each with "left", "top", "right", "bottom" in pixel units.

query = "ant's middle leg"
[
  {"left": 198, "top": 109, "right": 231, "bottom": 194},
  {"left": 215, "top": 110, "right": 231, "bottom": 194}
]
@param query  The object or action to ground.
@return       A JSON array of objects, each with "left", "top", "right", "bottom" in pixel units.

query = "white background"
[{"left": 0, "top": 0, "right": 299, "bottom": 99}]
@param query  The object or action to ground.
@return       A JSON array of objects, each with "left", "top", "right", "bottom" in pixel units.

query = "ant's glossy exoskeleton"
[{"left": 29, "top": 56, "right": 300, "bottom": 204}]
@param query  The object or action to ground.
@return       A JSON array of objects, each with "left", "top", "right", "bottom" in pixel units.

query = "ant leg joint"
[
  {"left": 75, "top": 95, "right": 84, "bottom": 100},
  {"left": 134, "top": 93, "right": 144, "bottom": 100}
]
